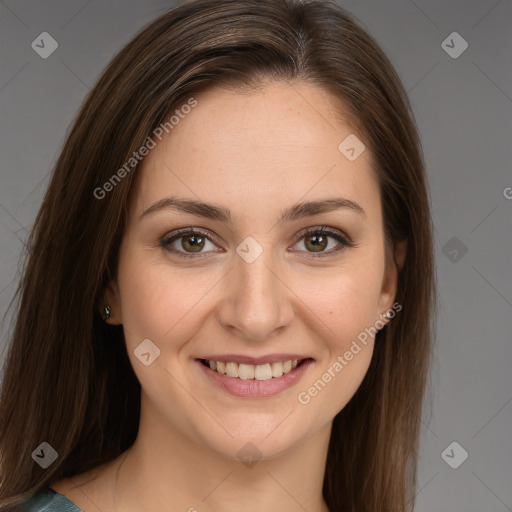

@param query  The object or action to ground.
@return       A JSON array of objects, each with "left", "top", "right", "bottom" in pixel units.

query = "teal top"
[{"left": 19, "top": 488, "right": 82, "bottom": 511}]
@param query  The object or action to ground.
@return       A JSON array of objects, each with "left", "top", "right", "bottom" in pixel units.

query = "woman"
[{"left": 0, "top": 0, "right": 436, "bottom": 510}]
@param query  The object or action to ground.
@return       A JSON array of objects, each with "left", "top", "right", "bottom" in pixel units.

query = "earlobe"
[{"left": 101, "top": 280, "right": 123, "bottom": 325}]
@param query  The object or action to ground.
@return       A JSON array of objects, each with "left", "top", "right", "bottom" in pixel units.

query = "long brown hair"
[{"left": 0, "top": 1, "right": 436, "bottom": 510}]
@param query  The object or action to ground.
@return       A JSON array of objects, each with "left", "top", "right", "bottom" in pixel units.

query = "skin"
[{"left": 51, "top": 81, "right": 406, "bottom": 512}]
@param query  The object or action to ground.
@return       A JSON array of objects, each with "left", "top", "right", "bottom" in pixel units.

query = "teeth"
[
  {"left": 254, "top": 363, "right": 272, "bottom": 381},
  {"left": 238, "top": 363, "right": 255, "bottom": 380},
  {"left": 225, "top": 362, "right": 238, "bottom": 378},
  {"left": 271, "top": 362, "right": 283, "bottom": 378},
  {"left": 205, "top": 359, "right": 301, "bottom": 380}
]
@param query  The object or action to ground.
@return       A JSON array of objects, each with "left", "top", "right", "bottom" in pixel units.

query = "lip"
[
  {"left": 197, "top": 353, "right": 311, "bottom": 365},
  {"left": 195, "top": 357, "right": 315, "bottom": 398}
]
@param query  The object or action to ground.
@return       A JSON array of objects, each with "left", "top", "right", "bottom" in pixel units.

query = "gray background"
[{"left": 1, "top": 1, "right": 511, "bottom": 511}]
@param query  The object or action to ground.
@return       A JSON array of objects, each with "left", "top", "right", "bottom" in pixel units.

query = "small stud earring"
[{"left": 104, "top": 305, "right": 111, "bottom": 321}]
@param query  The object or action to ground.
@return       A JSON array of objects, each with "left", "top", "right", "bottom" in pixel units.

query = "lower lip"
[{"left": 195, "top": 359, "right": 314, "bottom": 398}]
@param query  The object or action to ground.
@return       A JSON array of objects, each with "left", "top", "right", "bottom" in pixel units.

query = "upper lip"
[{"left": 197, "top": 354, "right": 313, "bottom": 365}]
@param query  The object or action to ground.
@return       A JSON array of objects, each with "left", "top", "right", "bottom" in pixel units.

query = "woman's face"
[{"left": 106, "top": 81, "right": 401, "bottom": 459}]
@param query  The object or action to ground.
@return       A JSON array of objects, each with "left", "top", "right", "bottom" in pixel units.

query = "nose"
[{"left": 215, "top": 244, "right": 294, "bottom": 342}]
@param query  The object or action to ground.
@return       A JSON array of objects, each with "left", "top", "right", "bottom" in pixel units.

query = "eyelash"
[{"left": 160, "top": 226, "right": 355, "bottom": 260}]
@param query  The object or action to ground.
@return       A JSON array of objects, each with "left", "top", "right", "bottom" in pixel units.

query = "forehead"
[{"left": 131, "top": 81, "right": 381, "bottom": 225}]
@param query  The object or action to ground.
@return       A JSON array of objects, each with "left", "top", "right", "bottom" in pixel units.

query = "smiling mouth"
[{"left": 199, "top": 358, "right": 312, "bottom": 380}]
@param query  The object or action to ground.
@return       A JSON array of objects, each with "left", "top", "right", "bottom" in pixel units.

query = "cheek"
[
  {"left": 300, "top": 256, "right": 384, "bottom": 344},
  {"left": 293, "top": 253, "right": 384, "bottom": 413},
  {"left": 116, "top": 249, "right": 221, "bottom": 355}
]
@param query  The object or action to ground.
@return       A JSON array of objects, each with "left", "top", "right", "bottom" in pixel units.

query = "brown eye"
[
  {"left": 291, "top": 227, "right": 354, "bottom": 257},
  {"left": 161, "top": 226, "right": 354, "bottom": 260},
  {"left": 162, "top": 229, "right": 218, "bottom": 258},
  {"left": 303, "top": 233, "right": 329, "bottom": 252},
  {"left": 180, "top": 233, "right": 206, "bottom": 252}
]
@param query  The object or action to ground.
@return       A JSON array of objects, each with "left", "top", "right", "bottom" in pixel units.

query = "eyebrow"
[{"left": 139, "top": 196, "right": 366, "bottom": 222}]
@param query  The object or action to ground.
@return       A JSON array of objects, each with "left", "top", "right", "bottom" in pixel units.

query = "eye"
[
  {"left": 161, "top": 228, "right": 220, "bottom": 259},
  {"left": 290, "top": 226, "right": 355, "bottom": 257},
  {"left": 161, "top": 226, "right": 355, "bottom": 260}
]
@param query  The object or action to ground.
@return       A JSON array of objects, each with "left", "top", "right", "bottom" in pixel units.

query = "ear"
[
  {"left": 100, "top": 279, "right": 123, "bottom": 325},
  {"left": 377, "top": 238, "right": 407, "bottom": 318}
]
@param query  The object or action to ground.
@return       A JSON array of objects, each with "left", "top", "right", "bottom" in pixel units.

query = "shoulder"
[
  {"left": 18, "top": 487, "right": 83, "bottom": 512},
  {"left": 27, "top": 456, "right": 125, "bottom": 511}
]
